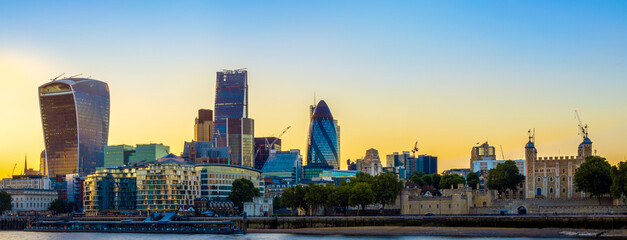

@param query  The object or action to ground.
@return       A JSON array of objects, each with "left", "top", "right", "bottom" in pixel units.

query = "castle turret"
[
  {"left": 578, "top": 137, "right": 592, "bottom": 159},
  {"left": 525, "top": 130, "right": 537, "bottom": 198}
]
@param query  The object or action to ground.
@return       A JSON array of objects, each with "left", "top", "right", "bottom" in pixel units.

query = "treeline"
[{"left": 278, "top": 172, "right": 403, "bottom": 215}]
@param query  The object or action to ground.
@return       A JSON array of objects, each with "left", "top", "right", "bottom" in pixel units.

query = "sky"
[{"left": 1, "top": 1, "right": 626, "bottom": 177}]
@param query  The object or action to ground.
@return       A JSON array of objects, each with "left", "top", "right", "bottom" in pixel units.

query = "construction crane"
[
  {"left": 574, "top": 110, "right": 589, "bottom": 140},
  {"left": 10, "top": 163, "right": 17, "bottom": 177},
  {"left": 267, "top": 126, "right": 291, "bottom": 150},
  {"left": 411, "top": 141, "right": 419, "bottom": 158},
  {"left": 500, "top": 145, "right": 506, "bottom": 160}
]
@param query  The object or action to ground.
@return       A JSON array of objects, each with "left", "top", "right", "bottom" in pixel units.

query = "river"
[{"left": 0, "top": 231, "right": 585, "bottom": 240}]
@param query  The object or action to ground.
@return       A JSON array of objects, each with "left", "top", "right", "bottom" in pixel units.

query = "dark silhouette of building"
[{"left": 254, "top": 137, "right": 281, "bottom": 170}]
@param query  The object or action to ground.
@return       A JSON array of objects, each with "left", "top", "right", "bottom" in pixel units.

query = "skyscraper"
[
  {"left": 306, "top": 100, "right": 339, "bottom": 174},
  {"left": 254, "top": 137, "right": 281, "bottom": 170},
  {"left": 214, "top": 69, "right": 248, "bottom": 147},
  {"left": 227, "top": 117, "right": 254, "bottom": 168},
  {"left": 194, "top": 109, "right": 214, "bottom": 142},
  {"left": 39, "top": 78, "right": 110, "bottom": 177}
]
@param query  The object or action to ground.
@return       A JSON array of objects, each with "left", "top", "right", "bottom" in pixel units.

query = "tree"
[
  {"left": 409, "top": 171, "right": 425, "bottom": 186},
  {"left": 281, "top": 185, "right": 306, "bottom": 215},
  {"left": 323, "top": 183, "right": 337, "bottom": 215},
  {"left": 373, "top": 172, "right": 403, "bottom": 211},
  {"left": 349, "top": 182, "right": 375, "bottom": 215},
  {"left": 466, "top": 172, "right": 480, "bottom": 190},
  {"left": 334, "top": 180, "right": 351, "bottom": 215},
  {"left": 439, "top": 174, "right": 465, "bottom": 189},
  {"left": 431, "top": 173, "right": 441, "bottom": 189},
  {"left": 304, "top": 183, "right": 327, "bottom": 215},
  {"left": 49, "top": 199, "right": 71, "bottom": 214},
  {"left": 0, "top": 191, "right": 12, "bottom": 215},
  {"left": 227, "top": 178, "right": 260, "bottom": 210},
  {"left": 272, "top": 195, "right": 282, "bottom": 211},
  {"left": 574, "top": 156, "right": 612, "bottom": 204},
  {"left": 611, "top": 161, "right": 627, "bottom": 203},
  {"left": 486, "top": 160, "right": 525, "bottom": 197}
]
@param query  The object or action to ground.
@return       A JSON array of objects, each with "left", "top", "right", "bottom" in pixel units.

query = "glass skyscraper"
[
  {"left": 39, "top": 78, "right": 110, "bottom": 177},
  {"left": 214, "top": 69, "right": 248, "bottom": 147},
  {"left": 306, "top": 100, "right": 339, "bottom": 171}
]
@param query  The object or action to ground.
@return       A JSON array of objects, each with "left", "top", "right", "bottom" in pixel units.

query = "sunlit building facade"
[
  {"left": 227, "top": 117, "right": 254, "bottom": 168},
  {"left": 306, "top": 100, "right": 339, "bottom": 172},
  {"left": 104, "top": 145, "right": 136, "bottom": 167},
  {"left": 83, "top": 166, "right": 137, "bottom": 214},
  {"left": 195, "top": 109, "right": 214, "bottom": 142},
  {"left": 261, "top": 149, "right": 302, "bottom": 184},
  {"left": 136, "top": 154, "right": 200, "bottom": 212},
  {"left": 39, "top": 78, "right": 110, "bottom": 177},
  {"left": 214, "top": 69, "right": 248, "bottom": 147},
  {"left": 196, "top": 164, "right": 264, "bottom": 201}
]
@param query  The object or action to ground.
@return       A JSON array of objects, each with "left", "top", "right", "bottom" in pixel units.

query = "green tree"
[
  {"left": 48, "top": 199, "right": 71, "bottom": 214},
  {"left": 421, "top": 174, "right": 433, "bottom": 187},
  {"left": 281, "top": 185, "right": 306, "bottom": 215},
  {"left": 227, "top": 178, "right": 260, "bottom": 210},
  {"left": 466, "top": 172, "right": 480, "bottom": 190},
  {"left": 0, "top": 191, "right": 12, "bottom": 214},
  {"left": 323, "top": 183, "right": 337, "bottom": 215},
  {"left": 304, "top": 183, "right": 327, "bottom": 215},
  {"left": 349, "top": 182, "right": 375, "bottom": 215},
  {"left": 373, "top": 172, "right": 403, "bottom": 211},
  {"left": 431, "top": 173, "right": 441, "bottom": 189},
  {"left": 409, "top": 171, "right": 425, "bottom": 186},
  {"left": 334, "top": 180, "right": 352, "bottom": 215},
  {"left": 610, "top": 161, "right": 627, "bottom": 203},
  {"left": 272, "top": 195, "right": 282, "bottom": 211},
  {"left": 439, "top": 174, "right": 465, "bottom": 189},
  {"left": 574, "top": 156, "right": 612, "bottom": 204},
  {"left": 486, "top": 160, "right": 525, "bottom": 197},
  {"left": 353, "top": 172, "right": 375, "bottom": 185}
]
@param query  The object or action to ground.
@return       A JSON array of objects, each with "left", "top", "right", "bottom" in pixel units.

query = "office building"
[
  {"left": 214, "top": 69, "right": 248, "bottom": 147},
  {"left": 306, "top": 100, "right": 339, "bottom": 174},
  {"left": 406, "top": 155, "right": 438, "bottom": 175},
  {"left": 261, "top": 149, "right": 302, "bottom": 184},
  {"left": 181, "top": 141, "right": 230, "bottom": 164},
  {"left": 39, "top": 78, "right": 110, "bottom": 177},
  {"left": 104, "top": 145, "right": 136, "bottom": 167},
  {"left": 196, "top": 164, "right": 264, "bottom": 201},
  {"left": 469, "top": 142, "right": 525, "bottom": 173},
  {"left": 195, "top": 109, "right": 214, "bottom": 142},
  {"left": 134, "top": 143, "right": 169, "bottom": 162},
  {"left": 359, "top": 148, "right": 383, "bottom": 176},
  {"left": 136, "top": 154, "right": 199, "bottom": 212},
  {"left": 387, "top": 151, "right": 411, "bottom": 168},
  {"left": 0, "top": 175, "right": 51, "bottom": 190},
  {"left": 254, "top": 137, "right": 281, "bottom": 170},
  {"left": 226, "top": 117, "right": 254, "bottom": 168}
]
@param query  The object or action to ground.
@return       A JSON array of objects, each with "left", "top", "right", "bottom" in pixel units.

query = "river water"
[{"left": 0, "top": 231, "right": 583, "bottom": 240}]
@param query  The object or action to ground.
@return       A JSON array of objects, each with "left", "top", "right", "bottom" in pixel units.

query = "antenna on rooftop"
[
  {"left": 51, "top": 73, "right": 65, "bottom": 81},
  {"left": 68, "top": 73, "right": 82, "bottom": 78}
]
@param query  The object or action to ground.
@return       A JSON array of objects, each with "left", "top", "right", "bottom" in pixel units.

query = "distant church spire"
[{"left": 24, "top": 154, "right": 27, "bottom": 175}]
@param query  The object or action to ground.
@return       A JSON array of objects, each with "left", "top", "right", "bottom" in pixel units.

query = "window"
[
  {"left": 483, "top": 202, "right": 487, "bottom": 207},
  {"left": 537, "top": 178, "right": 541, "bottom": 182},
  {"left": 550, "top": 188, "right": 554, "bottom": 193},
  {"left": 549, "top": 177, "right": 553, "bottom": 182}
]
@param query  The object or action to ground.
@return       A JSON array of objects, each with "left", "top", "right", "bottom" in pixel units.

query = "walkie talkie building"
[{"left": 39, "top": 78, "right": 110, "bottom": 177}]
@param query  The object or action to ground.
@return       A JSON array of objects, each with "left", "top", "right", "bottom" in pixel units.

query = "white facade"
[
  {"left": 472, "top": 159, "right": 526, "bottom": 175},
  {"left": 0, "top": 178, "right": 51, "bottom": 190},
  {"left": 243, "top": 197, "right": 273, "bottom": 217},
  {"left": 3, "top": 189, "right": 58, "bottom": 212}
]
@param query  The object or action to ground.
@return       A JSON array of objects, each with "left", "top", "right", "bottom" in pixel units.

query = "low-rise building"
[
  {"left": 196, "top": 164, "right": 264, "bottom": 201},
  {"left": 243, "top": 197, "right": 273, "bottom": 216},
  {"left": 261, "top": 149, "right": 302, "bottom": 184},
  {"left": 2, "top": 188, "right": 58, "bottom": 213},
  {"left": 0, "top": 175, "right": 51, "bottom": 190}
]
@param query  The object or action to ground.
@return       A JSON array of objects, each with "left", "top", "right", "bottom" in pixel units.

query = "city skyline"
[{"left": 2, "top": 1, "right": 627, "bottom": 178}]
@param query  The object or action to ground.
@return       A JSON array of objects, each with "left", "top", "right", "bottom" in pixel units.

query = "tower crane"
[
  {"left": 500, "top": 145, "right": 506, "bottom": 160},
  {"left": 574, "top": 110, "right": 588, "bottom": 140},
  {"left": 267, "top": 126, "right": 291, "bottom": 150},
  {"left": 411, "top": 141, "right": 419, "bottom": 158},
  {"left": 10, "top": 163, "right": 17, "bottom": 177}
]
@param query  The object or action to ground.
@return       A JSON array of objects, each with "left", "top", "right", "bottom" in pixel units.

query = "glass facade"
[
  {"left": 196, "top": 164, "right": 264, "bottom": 201},
  {"left": 83, "top": 166, "right": 137, "bottom": 213},
  {"left": 261, "top": 149, "right": 302, "bottom": 183},
  {"left": 306, "top": 100, "right": 339, "bottom": 171},
  {"left": 136, "top": 157, "right": 199, "bottom": 212},
  {"left": 254, "top": 137, "right": 281, "bottom": 170},
  {"left": 39, "top": 78, "right": 110, "bottom": 177},
  {"left": 133, "top": 144, "right": 169, "bottom": 163},
  {"left": 226, "top": 117, "right": 254, "bottom": 168},
  {"left": 214, "top": 69, "right": 248, "bottom": 147},
  {"left": 104, "top": 145, "right": 136, "bottom": 167}
]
